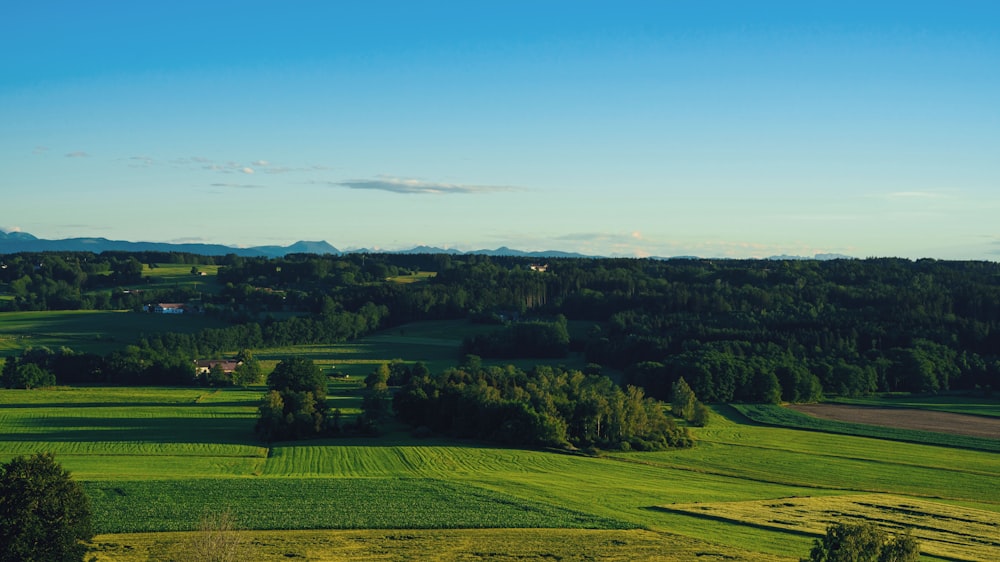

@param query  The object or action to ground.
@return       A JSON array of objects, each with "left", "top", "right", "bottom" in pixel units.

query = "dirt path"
[{"left": 788, "top": 404, "right": 1000, "bottom": 440}]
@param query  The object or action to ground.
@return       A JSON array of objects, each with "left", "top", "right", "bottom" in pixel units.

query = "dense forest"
[
  {"left": 3, "top": 251, "right": 1000, "bottom": 403},
  {"left": 393, "top": 359, "right": 693, "bottom": 451}
]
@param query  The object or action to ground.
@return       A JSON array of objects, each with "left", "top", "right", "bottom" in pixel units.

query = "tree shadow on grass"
[
  {"left": 1, "top": 416, "right": 256, "bottom": 445},
  {"left": 709, "top": 404, "right": 769, "bottom": 426}
]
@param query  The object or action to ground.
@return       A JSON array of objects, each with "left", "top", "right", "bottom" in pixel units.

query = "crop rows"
[
  {"left": 85, "top": 477, "right": 631, "bottom": 534},
  {"left": 658, "top": 493, "right": 999, "bottom": 561}
]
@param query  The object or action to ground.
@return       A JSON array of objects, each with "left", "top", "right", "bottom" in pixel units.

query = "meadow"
[
  {"left": 0, "top": 310, "right": 228, "bottom": 357},
  {"left": 732, "top": 403, "right": 1000, "bottom": 453},
  {"left": 2, "top": 320, "right": 999, "bottom": 560},
  {"left": 141, "top": 263, "right": 222, "bottom": 294},
  {"left": 2, "top": 380, "right": 998, "bottom": 560}
]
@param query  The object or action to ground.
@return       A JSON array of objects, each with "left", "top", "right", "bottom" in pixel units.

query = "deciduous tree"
[
  {"left": 808, "top": 522, "right": 919, "bottom": 562},
  {"left": 0, "top": 453, "right": 93, "bottom": 562}
]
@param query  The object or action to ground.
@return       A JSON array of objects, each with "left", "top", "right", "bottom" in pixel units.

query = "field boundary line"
[
  {"left": 696, "top": 438, "right": 1000, "bottom": 479},
  {"left": 601, "top": 454, "right": 1000, "bottom": 506}
]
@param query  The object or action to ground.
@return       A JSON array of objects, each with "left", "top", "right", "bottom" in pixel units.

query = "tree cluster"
[
  {"left": 461, "top": 316, "right": 570, "bottom": 359},
  {"left": 0, "top": 252, "right": 215, "bottom": 311},
  {"left": 255, "top": 357, "right": 330, "bottom": 441},
  {"left": 1, "top": 355, "right": 56, "bottom": 389},
  {"left": 393, "top": 359, "right": 693, "bottom": 451}
]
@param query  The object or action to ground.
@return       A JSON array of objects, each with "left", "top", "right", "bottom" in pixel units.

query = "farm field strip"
[
  {"left": 2, "top": 386, "right": 998, "bottom": 559},
  {"left": 0, "top": 440, "right": 265, "bottom": 458},
  {"left": 88, "top": 528, "right": 790, "bottom": 562},
  {"left": 658, "top": 494, "right": 1000, "bottom": 562},
  {"left": 789, "top": 403, "right": 1000, "bottom": 439},
  {"left": 690, "top": 438, "right": 1000, "bottom": 479},
  {"left": 695, "top": 418, "right": 1000, "bottom": 477},
  {"left": 832, "top": 395, "right": 1000, "bottom": 418},
  {"left": 84, "top": 477, "right": 631, "bottom": 534},
  {"left": 613, "top": 442, "right": 999, "bottom": 505},
  {"left": 732, "top": 403, "right": 1000, "bottom": 453}
]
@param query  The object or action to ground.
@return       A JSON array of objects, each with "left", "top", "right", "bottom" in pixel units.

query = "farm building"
[
  {"left": 194, "top": 359, "right": 243, "bottom": 375},
  {"left": 152, "top": 303, "right": 186, "bottom": 314}
]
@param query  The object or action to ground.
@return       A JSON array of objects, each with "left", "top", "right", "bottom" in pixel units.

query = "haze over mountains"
[{"left": 0, "top": 230, "right": 851, "bottom": 260}]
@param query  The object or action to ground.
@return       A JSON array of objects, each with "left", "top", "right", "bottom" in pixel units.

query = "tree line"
[{"left": 4, "top": 251, "right": 1000, "bottom": 400}]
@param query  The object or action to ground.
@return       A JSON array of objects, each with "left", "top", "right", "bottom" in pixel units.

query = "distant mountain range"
[
  {"left": 0, "top": 231, "right": 592, "bottom": 259},
  {"left": 0, "top": 230, "right": 852, "bottom": 260}
]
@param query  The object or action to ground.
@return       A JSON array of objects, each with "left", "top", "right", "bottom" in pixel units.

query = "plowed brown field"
[{"left": 788, "top": 404, "right": 1000, "bottom": 439}]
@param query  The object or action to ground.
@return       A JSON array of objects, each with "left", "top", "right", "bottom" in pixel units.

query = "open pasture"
[
  {"left": 256, "top": 339, "right": 461, "bottom": 379},
  {"left": 659, "top": 493, "right": 999, "bottom": 561},
  {"left": 142, "top": 263, "right": 221, "bottom": 293},
  {"left": 386, "top": 271, "right": 437, "bottom": 284},
  {"left": 0, "top": 310, "right": 228, "bottom": 357},
  {"left": 0, "top": 387, "right": 266, "bottom": 478},
  {"left": 1, "top": 386, "right": 998, "bottom": 558},
  {"left": 255, "top": 319, "right": 592, "bottom": 379}
]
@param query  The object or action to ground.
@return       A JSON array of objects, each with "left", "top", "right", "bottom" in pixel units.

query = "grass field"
[
  {"left": 2, "top": 383, "right": 998, "bottom": 560},
  {"left": 256, "top": 319, "right": 593, "bottom": 379},
  {"left": 731, "top": 403, "right": 1000, "bottom": 453},
  {"left": 90, "top": 528, "right": 787, "bottom": 562},
  {"left": 0, "top": 310, "right": 229, "bottom": 357},
  {"left": 2, "top": 320, "right": 999, "bottom": 560},
  {"left": 830, "top": 394, "right": 1000, "bottom": 418},
  {"left": 142, "top": 263, "right": 222, "bottom": 294},
  {"left": 659, "top": 494, "right": 998, "bottom": 561},
  {"left": 386, "top": 271, "right": 437, "bottom": 284}
]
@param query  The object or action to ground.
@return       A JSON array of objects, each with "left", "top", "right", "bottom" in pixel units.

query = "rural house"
[
  {"left": 194, "top": 359, "right": 243, "bottom": 375},
  {"left": 152, "top": 303, "right": 186, "bottom": 314}
]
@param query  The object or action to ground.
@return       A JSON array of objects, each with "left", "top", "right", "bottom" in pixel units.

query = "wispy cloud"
[
  {"left": 128, "top": 155, "right": 154, "bottom": 167},
  {"left": 32, "top": 146, "right": 49, "bottom": 155},
  {"left": 210, "top": 183, "right": 265, "bottom": 189},
  {"left": 332, "top": 176, "right": 520, "bottom": 195},
  {"left": 65, "top": 151, "right": 90, "bottom": 158}
]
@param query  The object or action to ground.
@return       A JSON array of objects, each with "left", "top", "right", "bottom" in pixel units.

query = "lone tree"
[
  {"left": 670, "top": 377, "right": 697, "bottom": 419},
  {"left": 255, "top": 357, "right": 329, "bottom": 441},
  {"left": 0, "top": 453, "right": 93, "bottom": 562},
  {"left": 809, "top": 522, "right": 919, "bottom": 562}
]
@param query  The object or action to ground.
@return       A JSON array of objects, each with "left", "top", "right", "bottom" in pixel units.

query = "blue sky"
[{"left": 2, "top": 1, "right": 998, "bottom": 259}]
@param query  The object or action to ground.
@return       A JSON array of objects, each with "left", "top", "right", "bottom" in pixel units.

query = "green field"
[
  {"left": 257, "top": 319, "right": 592, "bottom": 378},
  {"left": 141, "top": 263, "right": 222, "bottom": 294},
  {"left": 830, "top": 394, "right": 1000, "bottom": 418},
  {"left": 731, "top": 403, "right": 1000, "bottom": 453},
  {"left": 0, "top": 310, "right": 228, "bottom": 357},
  {"left": 386, "top": 271, "right": 437, "bottom": 284},
  {"left": 2, "top": 319, "right": 999, "bottom": 560},
  {"left": 2, "top": 383, "right": 998, "bottom": 560}
]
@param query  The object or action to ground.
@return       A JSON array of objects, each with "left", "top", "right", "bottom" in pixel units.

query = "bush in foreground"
[{"left": 0, "top": 453, "right": 93, "bottom": 562}]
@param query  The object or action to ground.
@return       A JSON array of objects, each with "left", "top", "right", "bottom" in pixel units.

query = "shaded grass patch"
[{"left": 85, "top": 478, "right": 632, "bottom": 534}]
